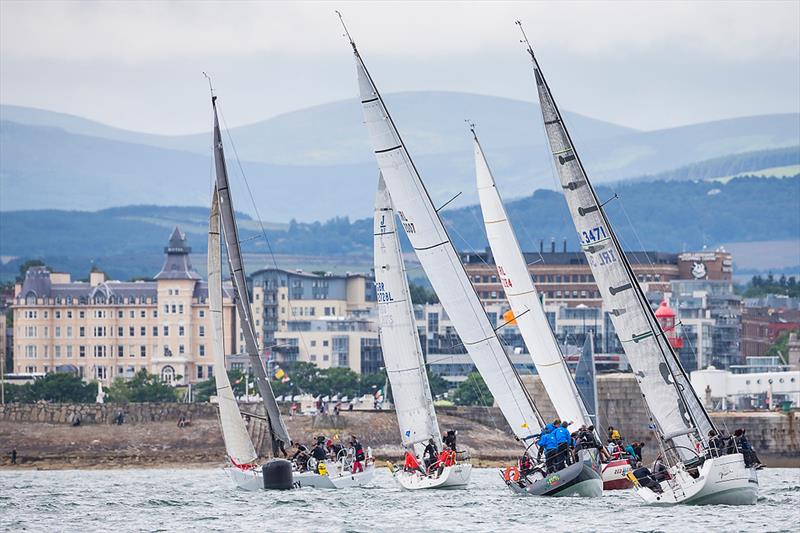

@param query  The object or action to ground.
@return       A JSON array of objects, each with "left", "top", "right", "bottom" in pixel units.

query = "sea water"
[{"left": 1, "top": 468, "right": 798, "bottom": 532}]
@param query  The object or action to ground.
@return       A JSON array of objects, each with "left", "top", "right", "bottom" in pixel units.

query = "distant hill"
[
  {"left": 2, "top": 97, "right": 798, "bottom": 221},
  {"left": 2, "top": 176, "right": 797, "bottom": 282}
]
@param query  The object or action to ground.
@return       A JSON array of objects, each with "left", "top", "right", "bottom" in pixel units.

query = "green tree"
[
  {"left": 3, "top": 373, "right": 95, "bottom": 403},
  {"left": 192, "top": 369, "right": 247, "bottom": 402},
  {"left": 426, "top": 369, "right": 451, "bottom": 398},
  {"left": 319, "top": 367, "right": 360, "bottom": 398},
  {"left": 409, "top": 282, "right": 439, "bottom": 304},
  {"left": 358, "top": 369, "right": 387, "bottom": 396},
  {"left": 452, "top": 372, "right": 493, "bottom": 406},
  {"left": 766, "top": 331, "right": 797, "bottom": 364},
  {"left": 107, "top": 369, "right": 178, "bottom": 403}
]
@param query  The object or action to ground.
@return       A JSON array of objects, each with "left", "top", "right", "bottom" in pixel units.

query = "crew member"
[
  {"left": 423, "top": 438, "right": 438, "bottom": 471},
  {"left": 350, "top": 435, "right": 366, "bottom": 473}
]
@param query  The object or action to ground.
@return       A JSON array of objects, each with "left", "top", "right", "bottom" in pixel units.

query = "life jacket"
[
  {"left": 404, "top": 452, "right": 420, "bottom": 470},
  {"left": 353, "top": 442, "right": 365, "bottom": 461}
]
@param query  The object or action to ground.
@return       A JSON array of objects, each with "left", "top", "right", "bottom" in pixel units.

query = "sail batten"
[
  {"left": 209, "top": 190, "right": 259, "bottom": 465},
  {"left": 474, "top": 133, "right": 590, "bottom": 432},
  {"left": 524, "top": 48, "right": 715, "bottom": 453},
  {"left": 354, "top": 48, "right": 543, "bottom": 442},
  {"left": 211, "top": 98, "right": 291, "bottom": 448},
  {"left": 374, "top": 175, "right": 442, "bottom": 456}
]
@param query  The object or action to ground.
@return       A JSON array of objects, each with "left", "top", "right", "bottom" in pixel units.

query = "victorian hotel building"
[{"left": 11, "top": 229, "right": 236, "bottom": 385}]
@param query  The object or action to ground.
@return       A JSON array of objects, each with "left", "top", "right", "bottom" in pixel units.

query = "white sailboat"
[
  {"left": 474, "top": 130, "right": 621, "bottom": 490},
  {"left": 342, "top": 17, "right": 601, "bottom": 497},
  {"left": 207, "top": 87, "right": 375, "bottom": 490},
  {"left": 516, "top": 22, "right": 758, "bottom": 505},
  {"left": 374, "top": 175, "right": 472, "bottom": 490}
]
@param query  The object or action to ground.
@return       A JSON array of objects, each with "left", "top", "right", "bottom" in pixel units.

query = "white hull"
[
  {"left": 635, "top": 454, "right": 758, "bottom": 505},
  {"left": 602, "top": 458, "right": 633, "bottom": 490},
  {"left": 394, "top": 463, "right": 472, "bottom": 490},
  {"left": 225, "top": 462, "right": 376, "bottom": 490}
]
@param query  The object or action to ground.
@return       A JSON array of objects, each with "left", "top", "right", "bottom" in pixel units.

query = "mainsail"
[
  {"left": 350, "top": 38, "right": 543, "bottom": 442},
  {"left": 211, "top": 95, "right": 291, "bottom": 448},
  {"left": 474, "top": 132, "right": 590, "bottom": 432},
  {"left": 574, "top": 335, "right": 599, "bottom": 429},
  {"left": 209, "top": 190, "right": 259, "bottom": 465},
  {"left": 374, "top": 174, "right": 442, "bottom": 456},
  {"left": 520, "top": 29, "right": 715, "bottom": 453}
]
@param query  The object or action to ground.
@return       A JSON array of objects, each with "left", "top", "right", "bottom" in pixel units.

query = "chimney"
[
  {"left": 550, "top": 238, "right": 555, "bottom": 253},
  {"left": 539, "top": 239, "right": 544, "bottom": 254},
  {"left": 90, "top": 271, "right": 107, "bottom": 286},
  {"left": 563, "top": 239, "right": 567, "bottom": 253}
]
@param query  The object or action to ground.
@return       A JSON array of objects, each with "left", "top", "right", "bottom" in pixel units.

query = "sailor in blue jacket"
[
  {"left": 538, "top": 424, "right": 559, "bottom": 473},
  {"left": 553, "top": 421, "right": 572, "bottom": 470}
]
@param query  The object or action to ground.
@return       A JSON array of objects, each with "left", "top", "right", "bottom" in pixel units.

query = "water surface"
[{"left": 1, "top": 468, "right": 798, "bottom": 532}]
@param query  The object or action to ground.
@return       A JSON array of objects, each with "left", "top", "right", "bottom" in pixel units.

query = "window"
[
  {"left": 140, "top": 310, "right": 146, "bottom": 318},
  {"left": 163, "top": 326, "right": 169, "bottom": 336},
  {"left": 139, "top": 326, "right": 145, "bottom": 336},
  {"left": 311, "top": 340, "right": 317, "bottom": 347},
  {"left": 323, "top": 354, "right": 329, "bottom": 361},
  {"left": 153, "top": 326, "right": 158, "bottom": 337},
  {"left": 164, "top": 304, "right": 169, "bottom": 314},
  {"left": 161, "top": 365, "right": 175, "bottom": 384},
  {"left": 55, "top": 326, "right": 61, "bottom": 337},
  {"left": 178, "top": 326, "right": 185, "bottom": 336},
  {"left": 118, "top": 326, "right": 124, "bottom": 337},
  {"left": 153, "top": 310, "right": 157, "bottom": 318},
  {"left": 179, "top": 344, "right": 185, "bottom": 355},
  {"left": 117, "top": 346, "right": 124, "bottom": 358},
  {"left": 171, "top": 305, "right": 176, "bottom": 314},
  {"left": 79, "top": 311, "right": 85, "bottom": 318},
  {"left": 130, "top": 310, "right": 135, "bottom": 318},
  {"left": 164, "top": 346, "right": 171, "bottom": 357},
  {"left": 199, "top": 310, "right": 205, "bottom": 318},
  {"left": 67, "top": 311, "right": 73, "bottom": 319},
  {"left": 310, "top": 354, "right": 317, "bottom": 361},
  {"left": 199, "top": 326, "right": 205, "bottom": 337},
  {"left": 55, "top": 345, "right": 61, "bottom": 358},
  {"left": 117, "top": 310, "right": 123, "bottom": 319},
  {"left": 199, "top": 344, "right": 205, "bottom": 357},
  {"left": 66, "top": 345, "right": 73, "bottom": 358},
  {"left": 25, "top": 345, "right": 37, "bottom": 358},
  {"left": 197, "top": 366, "right": 204, "bottom": 379},
  {"left": 93, "top": 345, "right": 107, "bottom": 358},
  {"left": 79, "top": 326, "right": 85, "bottom": 337},
  {"left": 179, "top": 304, "right": 184, "bottom": 314},
  {"left": 140, "top": 345, "right": 147, "bottom": 358},
  {"left": 55, "top": 311, "right": 61, "bottom": 319},
  {"left": 323, "top": 340, "right": 329, "bottom": 347},
  {"left": 79, "top": 346, "right": 86, "bottom": 358}
]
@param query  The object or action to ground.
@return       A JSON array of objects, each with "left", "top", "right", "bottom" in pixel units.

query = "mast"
[
  {"left": 345, "top": 19, "right": 544, "bottom": 444},
  {"left": 516, "top": 22, "right": 715, "bottom": 452},
  {"left": 474, "top": 128, "right": 591, "bottom": 432},
  {"left": 210, "top": 92, "right": 291, "bottom": 449},
  {"left": 209, "top": 189, "right": 259, "bottom": 465},
  {"left": 374, "top": 174, "right": 442, "bottom": 456}
]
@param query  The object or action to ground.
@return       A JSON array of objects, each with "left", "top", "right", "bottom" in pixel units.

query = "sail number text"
[
  {"left": 497, "top": 265, "right": 512, "bottom": 288},
  {"left": 397, "top": 210, "right": 416, "bottom": 234},
  {"left": 580, "top": 225, "right": 608, "bottom": 245},
  {"left": 375, "top": 281, "right": 395, "bottom": 303}
]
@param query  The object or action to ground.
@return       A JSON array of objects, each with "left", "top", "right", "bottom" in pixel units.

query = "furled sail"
[
  {"left": 211, "top": 95, "right": 291, "bottom": 448},
  {"left": 351, "top": 41, "right": 543, "bottom": 442},
  {"left": 474, "top": 132, "right": 590, "bottom": 432},
  {"left": 574, "top": 335, "right": 599, "bottom": 429},
  {"left": 374, "top": 174, "right": 443, "bottom": 456},
  {"left": 209, "top": 190, "right": 259, "bottom": 465},
  {"left": 522, "top": 37, "right": 715, "bottom": 453}
]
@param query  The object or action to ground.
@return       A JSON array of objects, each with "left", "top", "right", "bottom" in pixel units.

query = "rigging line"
[
  {"left": 217, "top": 107, "right": 280, "bottom": 273},
  {"left": 435, "top": 191, "right": 463, "bottom": 213}
]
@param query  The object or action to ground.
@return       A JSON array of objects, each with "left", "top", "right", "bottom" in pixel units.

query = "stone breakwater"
[{"left": 1, "top": 374, "right": 797, "bottom": 468}]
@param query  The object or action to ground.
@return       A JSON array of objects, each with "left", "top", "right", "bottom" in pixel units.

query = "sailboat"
[
  {"left": 374, "top": 174, "right": 472, "bottom": 490},
  {"left": 474, "top": 130, "right": 623, "bottom": 490},
  {"left": 574, "top": 336, "right": 633, "bottom": 489},
  {"left": 342, "top": 16, "right": 601, "bottom": 497},
  {"left": 516, "top": 22, "right": 758, "bottom": 505},
  {"left": 207, "top": 87, "right": 375, "bottom": 490}
]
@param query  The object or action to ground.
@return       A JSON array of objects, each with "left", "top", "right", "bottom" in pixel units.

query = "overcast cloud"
[{"left": 1, "top": 0, "right": 798, "bottom": 134}]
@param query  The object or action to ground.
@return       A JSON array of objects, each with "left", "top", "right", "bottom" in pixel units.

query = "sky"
[{"left": 1, "top": 0, "right": 798, "bottom": 135}]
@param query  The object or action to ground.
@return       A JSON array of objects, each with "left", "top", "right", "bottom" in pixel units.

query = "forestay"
[
  {"left": 209, "top": 190, "right": 258, "bottom": 465},
  {"left": 211, "top": 96, "right": 291, "bottom": 448},
  {"left": 474, "top": 133, "right": 590, "bottom": 432},
  {"left": 374, "top": 175, "right": 443, "bottom": 456},
  {"left": 522, "top": 38, "right": 715, "bottom": 454},
  {"left": 352, "top": 44, "right": 543, "bottom": 442}
]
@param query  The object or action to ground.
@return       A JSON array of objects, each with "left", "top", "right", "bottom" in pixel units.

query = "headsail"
[
  {"left": 209, "top": 189, "right": 259, "bottom": 465},
  {"left": 574, "top": 335, "right": 599, "bottom": 429},
  {"left": 520, "top": 28, "right": 715, "bottom": 453},
  {"left": 350, "top": 38, "right": 543, "bottom": 442},
  {"left": 474, "top": 131, "right": 590, "bottom": 432},
  {"left": 210, "top": 95, "right": 291, "bottom": 448},
  {"left": 374, "top": 174, "right": 442, "bottom": 456}
]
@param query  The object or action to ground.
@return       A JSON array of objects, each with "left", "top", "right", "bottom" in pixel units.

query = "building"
[
  {"left": 248, "top": 268, "right": 380, "bottom": 374},
  {"left": 11, "top": 228, "right": 236, "bottom": 385},
  {"left": 741, "top": 307, "right": 800, "bottom": 358},
  {"left": 691, "top": 365, "right": 800, "bottom": 410}
]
